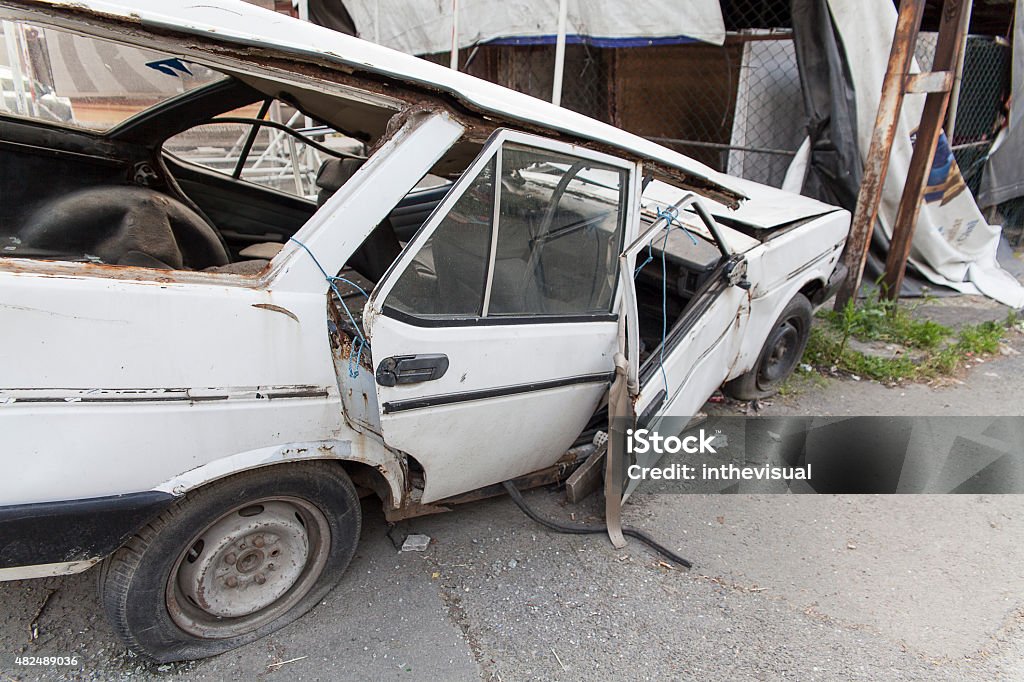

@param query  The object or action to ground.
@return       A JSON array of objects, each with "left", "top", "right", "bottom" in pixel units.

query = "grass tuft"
[{"left": 802, "top": 295, "right": 1016, "bottom": 383}]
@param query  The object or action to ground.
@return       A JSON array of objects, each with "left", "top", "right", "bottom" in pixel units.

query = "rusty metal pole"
[
  {"left": 881, "top": 0, "right": 970, "bottom": 299},
  {"left": 945, "top": 0, "right": 974, "bottom": 135},
  {"left": 833, "top": 0, "right": 926, "bottom": 311}
]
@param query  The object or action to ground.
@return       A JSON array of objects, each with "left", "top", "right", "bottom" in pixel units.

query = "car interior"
[
  {"left": 0, "top": 70, "right": 457, "bottom": 272},
  {"left": 633, "top": 218, "right": 728, "bottom": 362}
]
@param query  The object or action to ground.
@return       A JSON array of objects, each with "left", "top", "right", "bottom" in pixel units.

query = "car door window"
[
  {"left": 490, "top": 145, "right": 626, "bottom": 316},
  {"left": 383, "top": 137, "right": 628, "bottom": 322},
  {"left": 387, "top": 156, "right": 496, "bottom": 318}
]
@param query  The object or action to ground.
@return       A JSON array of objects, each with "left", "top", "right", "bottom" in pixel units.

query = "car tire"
[
  {"left": 723, "top": 293, "right": 812, "bottom": 401},
  {"left": 98, "top": 462, "right": 361, "bottom": 662}
]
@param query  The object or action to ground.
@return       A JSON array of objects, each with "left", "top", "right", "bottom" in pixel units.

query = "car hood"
[{"left": 701, "top": 174, "right": 845, "bottom": 229}]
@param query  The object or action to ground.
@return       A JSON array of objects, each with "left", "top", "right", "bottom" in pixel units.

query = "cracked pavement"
[{"left": 2, "top": 298, "right": 1022, "bottom": 681}]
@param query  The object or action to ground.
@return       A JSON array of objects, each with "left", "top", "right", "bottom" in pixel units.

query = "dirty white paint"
[
  {"left": 0, "top": 112, "right": 461, "bottom": 514},
  {"left": 624, "top": 195, "right": 849, "bottom": 428},
  {"left": 154, "top": 438, "right": 405, "bottom": 507},
  {"left": 0, "top": 1, "right": 852, "bottom": 578}
]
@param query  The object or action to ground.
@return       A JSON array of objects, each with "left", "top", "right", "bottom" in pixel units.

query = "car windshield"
[{"left": 0, "top": 19, "right": 225, "bottom": 130}]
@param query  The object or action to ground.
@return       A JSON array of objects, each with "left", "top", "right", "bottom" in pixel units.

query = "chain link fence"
[
  {"left": 423, "top": 4, "right": 1019, "bottom": 244},
  {"left": 916, "top": 32, "right": 1018, "bottom": 244},
  {"left": 426, "top": 3, "right": 802, "bottom": 189}
]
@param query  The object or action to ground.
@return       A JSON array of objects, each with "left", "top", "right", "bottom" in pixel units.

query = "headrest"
[{"left": 315, "top": 157, "right": 365, "bottom": 205}]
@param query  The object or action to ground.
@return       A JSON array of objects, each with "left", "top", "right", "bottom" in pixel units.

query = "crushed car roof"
[{"left": 18, "top": 0, "right": 842, "bottom": 227}]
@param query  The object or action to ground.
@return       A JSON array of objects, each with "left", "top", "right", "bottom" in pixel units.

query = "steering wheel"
[{"left": 19, "top": 186, "right": 229, "bottom": 270}]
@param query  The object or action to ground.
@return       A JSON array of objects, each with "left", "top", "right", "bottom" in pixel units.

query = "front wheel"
[
  {"left": 98, "top": 462, "right": 361, "bottom": 662},
  {"left": 723, "top": 293, "right": 812, "bottom": 400}
]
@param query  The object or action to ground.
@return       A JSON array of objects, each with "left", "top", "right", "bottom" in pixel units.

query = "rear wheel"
[
  {"left": 724, "top": 293, "right": 812, "bottom": 400},
  {"left": 98, "top": 462, "right": 360, "bottom": 662}
]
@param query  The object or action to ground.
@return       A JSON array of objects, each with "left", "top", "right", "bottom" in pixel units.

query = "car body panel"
[
  {"left": 0, "top": 0, "right": 851, "bottom": 577},
  {"left": 365, "top": 130, "right": 639, "bottom": 502},
  {"left": 0, "top": 110, "right": 461, "bottom": 510}
]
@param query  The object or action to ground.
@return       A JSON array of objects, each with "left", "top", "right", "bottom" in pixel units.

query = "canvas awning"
[{"left": 333, "top": 0, "right": 726, "bottom": 54}]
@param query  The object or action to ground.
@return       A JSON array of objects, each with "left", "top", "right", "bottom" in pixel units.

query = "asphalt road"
[{"left": 2, "top": 301, "right": 1022, "bottom": 681}]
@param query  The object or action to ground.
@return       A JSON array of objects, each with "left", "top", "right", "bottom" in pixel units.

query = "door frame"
[
  {"left": 618, "top": 192, "right": 740, "bottom": 392},
  {"left": 360, "top": 128, "right": 643, "bottom": 502},
  {"left": 366, "top": 127, "right": 644, "bottom": 331}
]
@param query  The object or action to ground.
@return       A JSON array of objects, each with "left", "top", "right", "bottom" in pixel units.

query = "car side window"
[
  {"left": 489, "top": 145, "right": 626, "bottom": 316},
  {"left": 384, "top": 140, "right": 628, "bottom": 321},
  {"left": 0, "top": 19, "right": 224, "bottom": 130}
]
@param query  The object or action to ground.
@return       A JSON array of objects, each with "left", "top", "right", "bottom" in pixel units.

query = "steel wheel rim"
[
  {"left": 757, "top": 317, "right": 803, "bottom": 388},
  {"left": 166, "top": 496, "right": 330, "bottom": 639}
]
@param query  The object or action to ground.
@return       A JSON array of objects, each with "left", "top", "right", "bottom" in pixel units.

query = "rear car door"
[
  {"left": 621, "top": 196, "right": 751, "bottom": 492},
  {"left": 366, "top": 130, "right": 639, "bottom": 503}
]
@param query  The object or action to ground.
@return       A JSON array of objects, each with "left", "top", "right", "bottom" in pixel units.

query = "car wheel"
[
  {"left": 98, "top": 462, "right": 361, "bottom": 662},
  {"left": 723, "top": 293, "right": 812, "bottom": 401}
]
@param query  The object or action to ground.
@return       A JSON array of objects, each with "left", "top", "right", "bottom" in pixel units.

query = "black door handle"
[{"left": 376, "top": 354, "right": 450, "bottom": 386}]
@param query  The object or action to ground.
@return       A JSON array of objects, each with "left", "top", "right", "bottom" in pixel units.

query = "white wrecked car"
[{"left": 0, "top": 0, "right": 849, "bottom": 661}]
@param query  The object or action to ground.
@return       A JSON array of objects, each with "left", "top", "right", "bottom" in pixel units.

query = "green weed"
[{"left": 802, "top": 293, "right": 1014, "bottom": 383}]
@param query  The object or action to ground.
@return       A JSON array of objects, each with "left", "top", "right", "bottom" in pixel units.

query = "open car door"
[
  {"left": 365, "top": 130, "right": 640, "bottom": 503},
  {"left": 620, "top": 195, "right": 752, "bottom": 498}
]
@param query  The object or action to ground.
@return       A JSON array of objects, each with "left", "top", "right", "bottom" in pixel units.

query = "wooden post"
[
  {"left": 833, "top": 0, "right": 926, "bottom": 310},
  {"left": 881, "top": 0, "right": 970, "bottom": 299}
]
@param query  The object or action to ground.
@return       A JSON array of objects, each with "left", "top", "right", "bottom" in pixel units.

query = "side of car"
[{"left": 0, "top": 0, "right": 848, "bottom": 662}]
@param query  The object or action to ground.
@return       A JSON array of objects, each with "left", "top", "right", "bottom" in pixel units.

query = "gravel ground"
[{"left": 1, "top": 296, "right": 1022, "bottom": 681}]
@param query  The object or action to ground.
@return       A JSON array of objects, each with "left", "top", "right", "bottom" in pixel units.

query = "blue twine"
[
  {"left": 289, "top": 237, "right": 370, "bottom": 377},
  {"left": 656, "top": 205, "right": 699, "bottom": 246},
  {"left": 635, "top": 206, "right": 699, "bottom": 275},
  {"left": 633, "top": 205, "right": 701, "bottom": 411},
  {"left": 633, "top": 240, "right": 655, "bottom": 278},
  {"left": 329, "top": 275, "right": 371, "bottom": 299}
]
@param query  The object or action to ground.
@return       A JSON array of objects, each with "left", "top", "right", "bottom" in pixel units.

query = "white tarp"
[
  {"left": 978, "top": 1, "right": 1024, "bottom": 208},
  {"left": 828, "top": 0, "right": 1024, "bottom": 308},
  {"left": 340, "top": 0, "right": 725, "bottom": 54}
]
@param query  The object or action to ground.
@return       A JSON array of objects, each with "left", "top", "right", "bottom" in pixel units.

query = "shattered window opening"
[{"left": 0, "top": 19, "right": 226, "bottom": 132}]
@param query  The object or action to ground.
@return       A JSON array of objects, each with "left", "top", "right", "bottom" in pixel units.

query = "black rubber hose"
[{"left": 501, "top": 481, "right": 693, "bottom": 569}]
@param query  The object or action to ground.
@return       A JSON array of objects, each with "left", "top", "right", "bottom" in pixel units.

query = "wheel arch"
[
  {"left": 152, "top": 438, "right": 406, "bottom": 510},
  {"left": 799, "top": 277, "right": 828, "bottom": 306},
  {"left": 729, "top": 277, "right": 820, "bottom": 381}
]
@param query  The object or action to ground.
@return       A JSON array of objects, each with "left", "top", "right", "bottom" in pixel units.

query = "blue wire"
[
  {"left": 289, "top": 237, "right": 370, "bottom": 377},
  {"left": 633, "top": 241, "right": 655, "bottom": 277},
  {"left": 633, "top": 204, "right": 701, "bottom": 412},
  {"left": 329, "top": 275, "right": 371, "bottom": 299},
  {"left": 656, "top": 205, "right": 699, "bottom": 246}
]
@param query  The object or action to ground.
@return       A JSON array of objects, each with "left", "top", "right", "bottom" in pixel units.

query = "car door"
[
  {"left": 365, "top": 130, "right": 640, "bottom": 503},
  {"left": 620, "top": 195, "right": 751, "bottom": 495}
]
